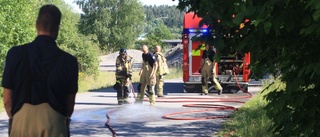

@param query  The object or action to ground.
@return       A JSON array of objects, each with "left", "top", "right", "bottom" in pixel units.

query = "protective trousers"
[
  {"left": 136, "top": 62, "right": 156, "bottom": 105},
  {"left": 156, "top": 75, "right": 164, "bottom": 97},
  {"left": 10, "top": 103, "right": 68, "bottom": 137},
  {"left": 201, "top": 58, "right": 223, "bottom": 94},
  {"left": 117, "top": 78, "right": 130, "bottom": 104}
]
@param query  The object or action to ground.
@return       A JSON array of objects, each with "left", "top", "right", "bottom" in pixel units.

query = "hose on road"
[{"left": 105, "top": 72, "right": 252, "bottom": 136}]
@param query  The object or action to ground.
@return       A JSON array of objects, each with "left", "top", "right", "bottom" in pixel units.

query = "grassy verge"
[
  {"left": 217, "top": 79, "right": 285, "bottom": 137},
  {"left": 0, "top": 97, "right": 3, "bottom": 112},
  {"left": 78, "top": 71, "right": 140, "bottom": 93}
]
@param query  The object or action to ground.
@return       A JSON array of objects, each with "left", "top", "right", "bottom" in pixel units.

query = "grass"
[
  {"left": 217, "top": 79, "right": 285, "bottom": 137},
  {"left": 163, "top": 67, "right": 183, "bottom": 80},
  {"left": 78, "top": 71, "right": 140, "bottom": 93}
]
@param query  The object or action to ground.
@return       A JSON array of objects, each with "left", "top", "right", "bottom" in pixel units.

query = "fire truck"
[{"left": 182, "top": 12, "right": 251, "bottom": 93}]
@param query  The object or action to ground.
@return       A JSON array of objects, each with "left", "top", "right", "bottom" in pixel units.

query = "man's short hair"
[{"left": 36, "top": 4, "right": 61, "bottom": 33}]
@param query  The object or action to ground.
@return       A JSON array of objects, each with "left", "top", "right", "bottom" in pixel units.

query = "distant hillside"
[{"left": 144, "top": 5, "right": 184, "bottom": 35}]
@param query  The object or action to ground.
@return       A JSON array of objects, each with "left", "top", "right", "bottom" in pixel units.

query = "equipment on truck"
[{"left": 182, "top": 12, "right": 251, "bottom": 93}]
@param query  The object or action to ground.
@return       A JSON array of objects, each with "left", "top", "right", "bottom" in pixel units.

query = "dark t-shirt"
[
  {"left": 142, "top": 52, "right": 156, "bottom": 68},
  {"left": 202, "top": 49, "right": 216, "bottom": 62},
  {"left": 1, "top": 35, "right": 78, "bottom": 116}
]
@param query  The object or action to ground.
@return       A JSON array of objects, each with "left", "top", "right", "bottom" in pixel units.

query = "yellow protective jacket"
[
  {"left": 115, "top": 55, "right": 133, "bottom": 79},
  {"left": 154, "top": 52, "right": 168, "bottom": 75}
]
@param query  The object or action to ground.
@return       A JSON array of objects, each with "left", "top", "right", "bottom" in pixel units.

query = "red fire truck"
[{"left": 182, "top": 12, "right": 251, "bottom": 93}]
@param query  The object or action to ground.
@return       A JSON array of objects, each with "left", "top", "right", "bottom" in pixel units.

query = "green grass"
[
  {"left": 217, "top": 79, "right": 285, "bottom": 137},
  {"left": 164, "top": 67, "right": 182, "bottom": 80},
  {"left": 78, "top": 71, "right": 140, "bottom": 93}
]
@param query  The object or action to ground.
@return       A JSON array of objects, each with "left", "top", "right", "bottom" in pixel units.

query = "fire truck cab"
[{"left": 182, "top": 12, "right": 251, "bottom": 93}]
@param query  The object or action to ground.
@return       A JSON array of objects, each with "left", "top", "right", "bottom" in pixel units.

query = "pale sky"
[{"left": 64, "top": 0, "right": 179, "bottom": 13}]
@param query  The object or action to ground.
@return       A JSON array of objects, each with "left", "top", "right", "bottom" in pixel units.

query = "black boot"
[
  {"left": 218, "top": 89, "right": 223, "bottom": 95},
  {"left": 118, "top": 101, "right": 123, "bottom": 105}
]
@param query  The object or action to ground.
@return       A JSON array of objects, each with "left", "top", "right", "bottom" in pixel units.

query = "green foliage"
[
  {"left": 76, "top": 0, "right": 145, "bottom": 52},
  {"left": 177, "top": 0, "right": 320, "bottom": 136},
  {"left": 219, "top": 79, "right": 281, "bottom": 137},
  {"left": 146, "top": 24, "right": 174, "bottom": 46}
]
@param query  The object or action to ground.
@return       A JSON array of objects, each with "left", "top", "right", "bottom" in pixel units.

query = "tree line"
[
  {"left": 144, "top": 5, "right": 184, "bottom": 35},
  {"left": 75, "top": 1, "right": 184, "bottom": 51}
]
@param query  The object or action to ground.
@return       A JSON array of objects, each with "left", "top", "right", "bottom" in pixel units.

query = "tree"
[
  {"left": 146, "top": 23, "right": 174, "bottom": 46},
  {"left": 0, "top": 0, "right": 38, "bottom": 73},
  {"left": 76, "top": 0, "right": 145, "bottom": 52},
  {"left": 176, "top": 0, "right": 320, "bottom": 136}
]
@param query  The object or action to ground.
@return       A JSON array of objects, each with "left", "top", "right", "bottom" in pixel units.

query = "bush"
[
  {"left": 218, "top": 79, "right": 285, "bottom": 137},
  {"left": 59, "top": 34, "right": 100, "bottom": 77}
]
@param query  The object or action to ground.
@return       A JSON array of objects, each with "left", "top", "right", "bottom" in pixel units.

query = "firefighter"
[
  {"left": 200, "top": 44, "right": 223, "bottom": 95},
  {"left": 154, "top": 45, "right": 166, "bottom": 97},
  {"left": 115, "top": 48, "right": 133, "bottom": 105},
  {"left": 136, "top": 45, "right": 157, "bottom": 106}
]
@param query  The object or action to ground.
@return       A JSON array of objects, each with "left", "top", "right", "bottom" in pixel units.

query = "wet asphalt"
[{"left": 0, "top": 78, "right": 261, "bottom": 137}]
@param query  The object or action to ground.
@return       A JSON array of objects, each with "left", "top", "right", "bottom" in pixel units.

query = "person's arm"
[
  {"left": 139, "top": 62, "right": 144, "bottom": 77},
  {"left": 200, "top": 59, "right": 205, "bottom": 69},
  {"left": 150, "top": 54, "right": 158, "bottom": 78},
  {"left": 151, "top": 62, "right": 158, "bottom": 78},
  {"left": 66, "top": 94, "right": 76, "bottom": 117},
  {"left": 200, "top": 50, "right": 206, "bottom": 69},
  {"left": 67, "top": 58, "right": 78, "bottom": 117},
  {"left": 128, "top": 56, "right": 133, "bottom": 76},
  {"left": 3, "top": 88, "right": 12, "bottom": 118},
  {"left": 115, "top": 57, "right": 122, "bottom": 76}
]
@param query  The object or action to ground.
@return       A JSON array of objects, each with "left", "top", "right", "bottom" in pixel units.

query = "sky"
[{"left": 64, "top": 0, "right": 179, "bottom": 13}]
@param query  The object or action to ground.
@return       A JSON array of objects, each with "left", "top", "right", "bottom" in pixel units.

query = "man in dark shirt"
[
  {"left": 2, "top": 4, "right": 78, "bottom": 137},
  {"left": 136, "top": 45, "right": 157, "bottom": 106},
  {"left": 200, "top": 44, "right": 223, "bottom": 95}
]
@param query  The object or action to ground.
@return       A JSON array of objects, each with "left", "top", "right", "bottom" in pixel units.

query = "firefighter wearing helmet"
[
  {"left": 135, "top": 45, "right": 157, "bottom": 106},
  {"left": 114, "top": 48, "right": 133, "bottom": 105},
  {"left": 199, "top": 44, "right": 223, "bottom": 95}
]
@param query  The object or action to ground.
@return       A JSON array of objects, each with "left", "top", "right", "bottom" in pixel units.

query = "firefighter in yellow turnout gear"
[
  {"left": 136, "top": 45, "right": 158, "bottom": 105},
  {"left": 200, "top": 44, "right": 223, "bottom": 95},
  {"left": 115, "top": 48, "right": 133, "bottom": 105},
  {"left": 154, "top": 46, "right": 166, "bottom": 97}
]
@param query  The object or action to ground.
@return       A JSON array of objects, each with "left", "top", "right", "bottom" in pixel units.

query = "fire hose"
[{"left": 105, "top": 72, "right": 252, "bottom": 136}]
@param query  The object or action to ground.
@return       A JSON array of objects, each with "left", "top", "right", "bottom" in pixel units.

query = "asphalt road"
[{"left": 0, "top": 78, "right": 261, "bottom": 137}]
